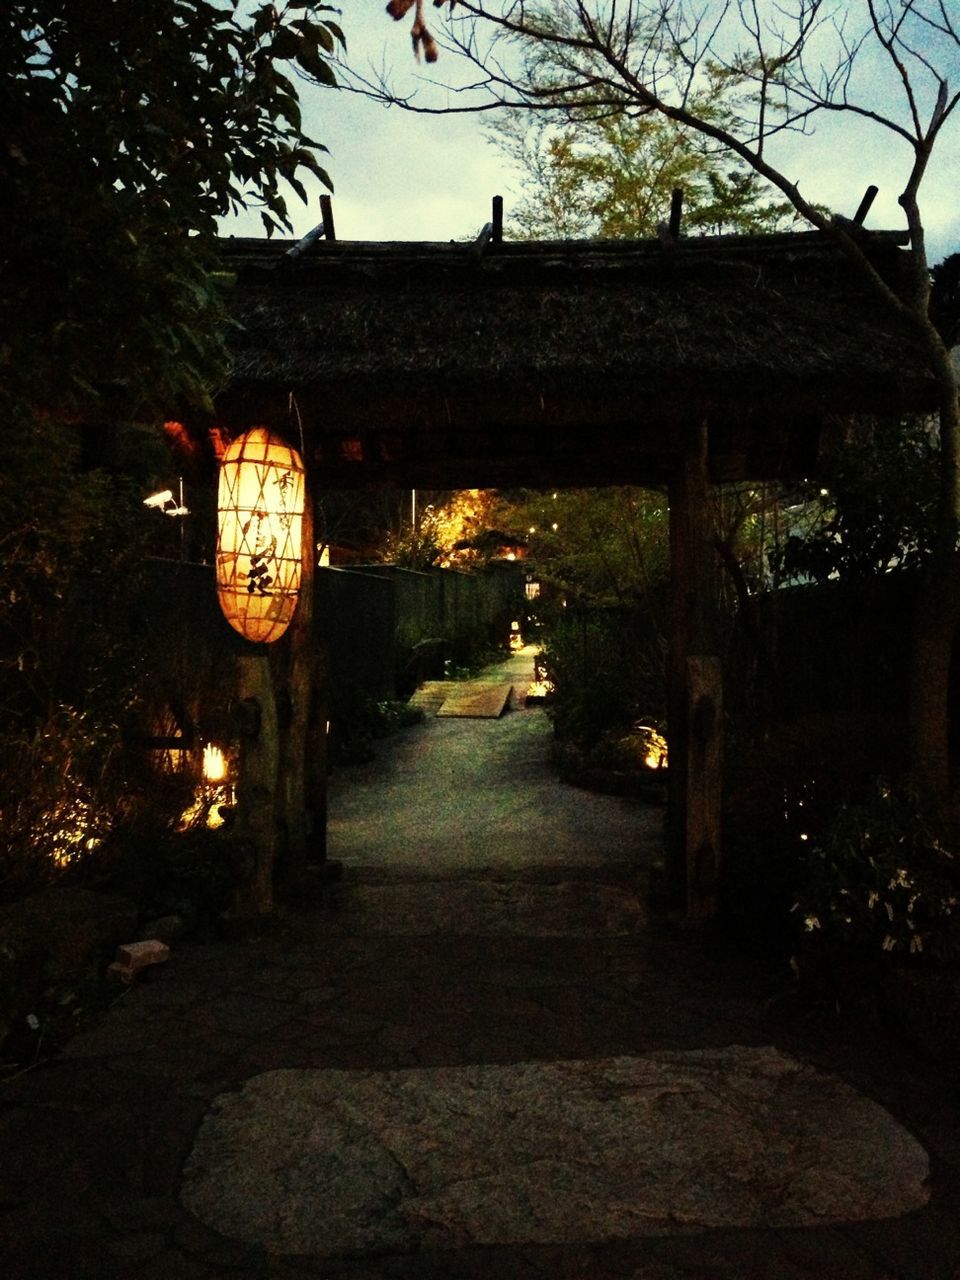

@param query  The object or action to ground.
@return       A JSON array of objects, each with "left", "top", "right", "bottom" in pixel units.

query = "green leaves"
[
  {"left": 2, "top": 0, "right": 345, "bottom": 418},
  {"left": 491, "top": 111, "right": 797, "bottom": 241}
]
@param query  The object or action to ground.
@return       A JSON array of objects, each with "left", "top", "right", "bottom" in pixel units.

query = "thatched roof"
[{"left": 211, "top": 230, "right": 938, "bottom": 488}]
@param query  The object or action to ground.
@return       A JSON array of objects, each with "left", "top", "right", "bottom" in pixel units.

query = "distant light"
[
  {"left": 551, "top": 523, "right": 558, "bottom": 531},
  {"left": 528, "top": 526, "right": 536, "bottom": 534}
]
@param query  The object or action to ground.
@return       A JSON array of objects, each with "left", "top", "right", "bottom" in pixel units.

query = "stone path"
[{"left": 1, "top": 650, "right": 959, "bottom": 1279}]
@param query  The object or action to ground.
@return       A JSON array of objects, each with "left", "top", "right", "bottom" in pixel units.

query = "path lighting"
[
  {"left": 635, "top": 724, "right": 669, "bottom": 771},
  {"left": 216, "top": 428, "right": 305, "bottom": 643},
  {"left": 203, "top": 744, "right": 227, "bottom": 783},
  {"left": 181, "top": 743, "right": 234, "bottom": 830}
]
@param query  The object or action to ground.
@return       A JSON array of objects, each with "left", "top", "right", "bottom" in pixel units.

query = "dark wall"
[{"left": 317, "top": 562, "right": 524, "bottom": 705}]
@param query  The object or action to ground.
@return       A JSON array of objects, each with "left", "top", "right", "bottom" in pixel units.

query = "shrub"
[
  {"left": 720, "top": 712, "right": 903, "bottom": 955},
  {"left": 793, "top": 782, "right": 960, "bottom": 967},
  {"left": 540, "top": 607, "right": 665, "bottom": 749}
]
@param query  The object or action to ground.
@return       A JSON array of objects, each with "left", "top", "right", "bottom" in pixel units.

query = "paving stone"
[
  {"left": 181, "top": 1046, "right": 929, "bottom": 1257},
  {"left": 324, "top": 880, "right": 644, "bottom": 938},
  {"left": 1, "top": 650, "right": 956, "bottom": 1278}
]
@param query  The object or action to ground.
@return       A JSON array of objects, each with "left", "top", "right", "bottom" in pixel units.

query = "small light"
[{"left": 203, "top": 744, "right": 227, "bottom": 783}]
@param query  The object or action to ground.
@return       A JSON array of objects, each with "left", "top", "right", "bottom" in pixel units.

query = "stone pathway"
[
  {"left": 1, "top": 650, "right": 959, "bottom": 1279},
  {"left": 182, "top": 1049, "right": 928, "bottom": 1257}
]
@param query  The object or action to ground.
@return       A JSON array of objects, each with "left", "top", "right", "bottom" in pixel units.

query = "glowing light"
[
  {"left": 41, "top": 796, "right": 102, "bottom": 867},
  {"left": 634, "top": 724, "right": 669, "bottom": 770},
  {"left": 203, "top": 744, "right": 227, "bottom": 783}
]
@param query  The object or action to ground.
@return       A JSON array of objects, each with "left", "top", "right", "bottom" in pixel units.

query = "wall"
[{"left": 316, "top": 562, "right": 525, "bottom": 709}]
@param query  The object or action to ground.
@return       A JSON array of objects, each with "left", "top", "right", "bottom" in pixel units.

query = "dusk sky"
[{"left": 222, "top": 4, "right": 960, "bottom": 263}]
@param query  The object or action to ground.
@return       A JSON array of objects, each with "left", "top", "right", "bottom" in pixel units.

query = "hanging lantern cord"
[{"left": 289, "top": 391, "right": 306, "bottom": 460}]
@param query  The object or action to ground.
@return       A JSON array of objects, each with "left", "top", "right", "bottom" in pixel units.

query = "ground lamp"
[{"left": 216, "top": 428, "right": 306, "bottom": 643}]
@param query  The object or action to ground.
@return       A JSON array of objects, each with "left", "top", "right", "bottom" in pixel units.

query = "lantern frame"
[{"left": 216, "top": 428, "right": 306, "bottom": 643}]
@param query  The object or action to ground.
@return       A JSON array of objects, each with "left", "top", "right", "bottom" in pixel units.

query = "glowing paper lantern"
[{"left": 216, "top": 428, "right": 305, "bottom": 643}]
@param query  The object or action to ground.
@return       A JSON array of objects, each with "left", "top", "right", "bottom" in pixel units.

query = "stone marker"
[
  {"left": 181, "top": 1045, "right": 930, "bottom": 1257},
  {"left": 107, "top": 939, "right": 171, "bottom": 983}
]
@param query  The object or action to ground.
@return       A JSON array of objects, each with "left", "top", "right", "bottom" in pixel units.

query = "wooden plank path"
[
  {"left": 408, "top": 679, "right": 515, "bottom": 719},
  {"left": 436, "top": 681, "right": 513, "bottom": 719}
]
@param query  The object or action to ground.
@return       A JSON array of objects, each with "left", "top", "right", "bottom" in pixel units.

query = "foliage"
[
  {"left": 719, "top": 707, "right": 905, "bottom": 943},
  {"left": 1, "top": 0, "right": 343, "bottom": 417},
  {"left": 489, "top": 108, "right": 799, "bottom": 240},
  {"left": 332, "top": 697, "right": 424, "bottom": 765},
  {"left": 793, "top": 782, "right": 960, "bottom": 967},
  {"left": 93, "top": 823, "right": 245, "bottom": 927},
  {"left": 771, "top": 417, "right": 940, "bottom": 585},
  {"left": 540, "top": 605, "right": 666, "bottom": 749},
  {"left": 0, "top": 411, "right": 189, "bottom": 895},
  {"left": 378, "top": 490, "right": 503, "bottom": 570},
  {"left": 498, "top": 487, "right": 670, "bottom": 604}
]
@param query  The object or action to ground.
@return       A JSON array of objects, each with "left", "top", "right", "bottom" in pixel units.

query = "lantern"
[{"left": 216, "top": 428, "right": 306, "bottom": 643}]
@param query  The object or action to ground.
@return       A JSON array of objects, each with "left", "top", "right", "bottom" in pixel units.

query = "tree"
[
  {"left": 373, "top": 0, "right": 960, "bottom": 796},
  {"left": 1, "top": 0, "right": 343, "bottom": 419},
  {"left": 489, "top": 99, "right": 798, "bottom": 239},
  {"left": 0, "top": 3, "right": 344, "bottom": 897},
  {"left": 773, "top": 416, "right": 941, "bottom": 586}
]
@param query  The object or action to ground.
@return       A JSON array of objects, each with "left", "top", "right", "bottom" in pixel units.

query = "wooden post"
[
  {"left": 310, "top": 637, "right": 330, "bottom": 865},
  {"left": 232, "top": 653, "right": 280, "bottom": 916},
  {"left": 320, "top": 193, "right": 336, "bottom": 241},
  {"left": 492, "top": 195, "right": 504, "bottom": 245},
  {"left": 667, "top": 422, "right": 722, "bottom": 917},
  {"left": 275, "top": 489, "right": 316, "bottom": 890},
  {"left": 686, "top": 655, "right": 722, "bottom": 919}
]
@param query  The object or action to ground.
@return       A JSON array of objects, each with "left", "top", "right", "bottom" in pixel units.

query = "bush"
[
  {"left": 332, "top": 698, "right": 424, "bottom": 765},
  {"left": 720, "top": 712, "right": 903, "bottom": 955},
  {"left": 540, "top": 607, "right": 666, "bottom": 749},
  {"left": 793, "top": 782, "right": 960, "bottom": 968}
]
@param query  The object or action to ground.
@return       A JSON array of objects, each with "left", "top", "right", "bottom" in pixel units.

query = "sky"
[{"left": 221, "top": 3, "right": 960, "bottom": 264}]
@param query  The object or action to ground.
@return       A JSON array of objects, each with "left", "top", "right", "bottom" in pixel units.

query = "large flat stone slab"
[{"left": 181, "top": 1046, "right": 929, "bottom": 1257}]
